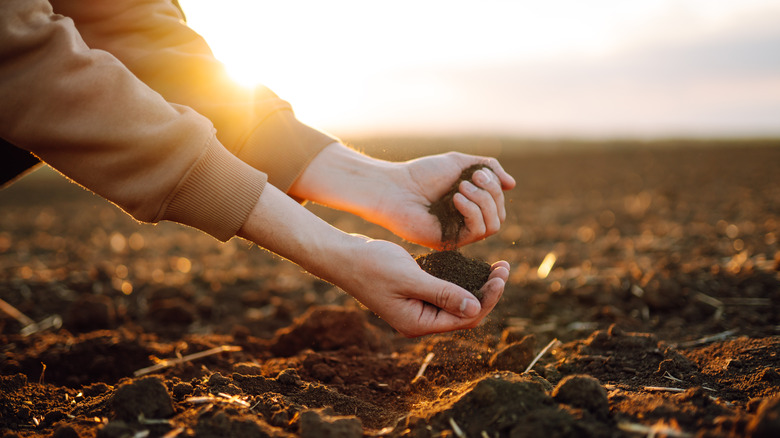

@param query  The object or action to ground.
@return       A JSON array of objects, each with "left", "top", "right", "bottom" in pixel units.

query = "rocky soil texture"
[{"left": 1, "top": 140, "right": 778, "bottom": 437}]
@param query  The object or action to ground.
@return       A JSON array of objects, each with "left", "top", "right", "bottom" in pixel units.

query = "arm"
[
  {"left": 0, "top": 0, "right": 264, "bottom": 241},
  {"left": 238, "top": 184, "right": 510, "bottom": 337},
  {"left": 51, "top": 0, "right": 517, "bottom": 250},
  {"left": 51, "top": 0, "right": 336, "bottom": 192},
  {"left": 289, "top": 143, "right": 517, "bottom": 249},
  {"left": 0, "top": 1, "right": 508, "bottom": 336}
]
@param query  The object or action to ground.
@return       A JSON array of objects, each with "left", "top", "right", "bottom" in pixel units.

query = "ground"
[{"left": 1, "top": 139, "right": 778, "bottom": 438}]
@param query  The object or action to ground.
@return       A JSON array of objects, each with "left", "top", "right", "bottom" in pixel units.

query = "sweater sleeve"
[
  {"left": 50, "top": 0, "right": 338, "bottom": 192},
  {"left": 0, "top": 0, "right": 266, "bottom": 241}
]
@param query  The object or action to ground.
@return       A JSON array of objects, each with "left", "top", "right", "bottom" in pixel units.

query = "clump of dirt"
[
  {"left": 298, "top": 407, "right": 362, "bottom": 438},
  {"left": 192, "top": 408, "right": 288, "bottom": 438},
  {"left": 489, "top": 334, "right": 537, "bottom": 371},
  {"left": 428, "top": 163, "right": 491, "bottom": 247},
  {"left": 110, "top": 376, "right": 174, "bottom": 422},
  {"left": 269, "top": 306, "right": 390, "bottom": 357},
  {"left": 415, "top": 250, "right": 491, "bottom": 299},
  {"left": 392, "top": 371, "right": 611, "bottom": 437},
  {"left": 552, "top": 375, "right": 610, "bottom": 419}
]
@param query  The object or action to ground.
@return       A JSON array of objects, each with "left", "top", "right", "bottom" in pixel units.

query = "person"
[{"left": 0, "top": 0, "right": 516, "bottom": 338}]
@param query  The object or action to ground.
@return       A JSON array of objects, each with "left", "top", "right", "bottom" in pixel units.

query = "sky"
[{"left": 179, "top": 0, "right": 780, "bottom": 139}]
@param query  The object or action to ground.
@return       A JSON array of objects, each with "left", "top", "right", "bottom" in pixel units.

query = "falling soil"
[
  {"left": 415, "top": 250, "right": 490, "bottom": 299},
  {"left": 427, "top": 163, "right": 491, "bottom": 247},
  {"left": 1, "top": 140, "right": 780, "bottom": 438},
  {"left": 419, "top": 163, "right": 493, "bottom": 298}
]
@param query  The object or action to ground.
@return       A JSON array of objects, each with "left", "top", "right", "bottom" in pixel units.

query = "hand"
[
  {"left": 289, "top": 144, "right": 516, "bottom": 250},
  {"left": 238, "top": 185, "right": 510, "bottom": 337},
  {"left": 334, "top": 237, "right": 510, "bottom": 337},
  {"left": 374, "top": 152, "right": 516, "bottom": 249}
]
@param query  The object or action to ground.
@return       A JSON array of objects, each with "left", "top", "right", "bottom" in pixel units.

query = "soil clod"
[
  {"left": 110, "top": 376, "right": 173, "bottom": 422},
  {"left": 490, "top": 334, "right": 537, "bottom": 372},
  {"left": 552, "top": 375, "right": 610, "bottom": 419},
  {"left": 299, "top": 407, "right": 363, "bottom": 438}
]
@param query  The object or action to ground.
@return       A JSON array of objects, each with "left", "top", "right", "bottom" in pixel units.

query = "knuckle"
[
  {"left": 434, "top": 285, "right": 451, "bottom": 310},
  {"left": 472, "top": 188, "right": 490, "bottom": 204},
  {"left": 464, "top": 200, "right": 480, "bottom": 217},
  {"left": 472, "top": 221, "right": 487, "bottom": 236}
]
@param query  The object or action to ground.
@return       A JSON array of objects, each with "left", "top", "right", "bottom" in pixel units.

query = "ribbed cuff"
[{"left": 160, "top": 137, "right": 267, "bottom": 241}]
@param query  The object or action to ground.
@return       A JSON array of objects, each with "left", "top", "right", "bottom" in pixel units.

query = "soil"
[
  {"left": 1, "top": 140, "right": 779, "bottom": 438},
  {"left": 415, "top": 251, "right": 491, "bottom": 299},
  {"left": 419, "top": 163, "right": 493, "bottom": 298}
]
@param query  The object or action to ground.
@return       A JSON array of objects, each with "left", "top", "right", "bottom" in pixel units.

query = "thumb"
[{"left": 414, "top": 275, "right": 482, "bottom": 318}]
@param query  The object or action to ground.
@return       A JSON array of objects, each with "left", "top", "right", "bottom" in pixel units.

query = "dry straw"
[{"left": 134, "top": 345, "right": 242, "bottom": 376}]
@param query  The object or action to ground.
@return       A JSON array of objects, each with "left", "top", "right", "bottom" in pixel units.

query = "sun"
[
  {"left": 178, "top": 1, "right": 288, "bottom": 89},
  {"left": 175, "top": 0, "right": 640, "bottom": 135},
  {"left": 177, "top": 0, "right": 373, "bottom": 131}
]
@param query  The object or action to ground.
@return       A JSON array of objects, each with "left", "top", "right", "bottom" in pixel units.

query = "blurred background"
[{"left": 179, "top": 0, "right": 780, "bottom": 140}]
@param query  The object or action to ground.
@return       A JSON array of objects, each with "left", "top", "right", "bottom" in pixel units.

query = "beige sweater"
[{"left": 0, "top": 0, "right": 336, "bottom": 241}]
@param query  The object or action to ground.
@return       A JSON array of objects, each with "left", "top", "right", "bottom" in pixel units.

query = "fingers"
[
  {"left": 453, "top": 168, "right": 506, "bottom": 241},
  {"left": 412, "top": 275, "right": 482, "bottom": 319},
  {"left": 452, "top": 153, "right": 515, "bottom": 190},
  {"left": 469, "top": 261, "right": 509, "bottom": 320},
  {"left": 484, "top": 158, "right": 516, "bottom": 190},
  {"left": 489, "top": 260, "right": 511, "bottom": 281},
  {"left": 453, "top": 185, "right": 492, "bottom": 238},
  {"left": 473, "top": 168, "right": 507, "bottom": 223},
  {"left": 405, "top": 261, "right": 510, "bottom": 337},
  {"left": 397, "top": 279, "right": 479, "bottom": 338}
]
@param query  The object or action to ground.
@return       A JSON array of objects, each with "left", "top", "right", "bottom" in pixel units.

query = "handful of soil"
[
  {"left": 415, "top": 164, "right": 495, "bottom": 300},
  {"left": 416, "top": 250, "right": 490, "bottom": 299}
]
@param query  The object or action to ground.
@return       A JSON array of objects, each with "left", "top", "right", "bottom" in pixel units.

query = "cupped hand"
[
  {"left": 337, "top": 237, "right": 510, "bottom": 337},
  {"left": 372, "top": 152, "right": 516, "bottom": 249}
]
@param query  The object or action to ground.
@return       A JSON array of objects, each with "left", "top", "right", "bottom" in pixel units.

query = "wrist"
[
  {"left": 288, "top": 142, "right": 399, "bottom": 218},
  {"left": 237, "top": 183, "right": 369, "bottom": 293}
]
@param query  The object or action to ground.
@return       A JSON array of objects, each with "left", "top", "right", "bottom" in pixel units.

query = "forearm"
[
  {"left": 289, "top": 142, "right": 400, "bottom": 217},
  {"left": 53, "top": 0, "right": 337, "bottom": 192},
  {"left": 237, "top": 184, "right": 364, "bottom": 288}
]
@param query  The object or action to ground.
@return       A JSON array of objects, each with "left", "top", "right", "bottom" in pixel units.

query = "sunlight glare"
[
  {"left": 177, "top": 0, "right": 650, "bottom": 130},
  {"left": 177, "top": 0, "right": 780, "bottom": 136}
]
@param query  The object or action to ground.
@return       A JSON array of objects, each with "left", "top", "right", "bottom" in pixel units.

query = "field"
[{"left": 1, "top": 139, "right": 779, "bottom": 437}]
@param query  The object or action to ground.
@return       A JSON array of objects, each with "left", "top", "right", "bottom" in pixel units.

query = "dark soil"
[
  {"left": 420, "top": 163, "right": 494, "bottom": 297},
  {"left": 1, "top": 140, "right": 779, "bottom": 438},
  {"left": 415, "top": 250, "right": 491, "bottom": 299}
]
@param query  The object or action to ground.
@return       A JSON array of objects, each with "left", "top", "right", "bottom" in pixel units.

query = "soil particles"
[
  {"left": 1, "top": 140, "right": 779, "bottom": 438},
  {"left": 428, "top": 163, "right": 491, "bottom": 246},
  {"left": 415, "top": 251, "right": 490, "bottom": 299},
  {"left": 418, "top": 163, "right": 493, "bottom": 301}
]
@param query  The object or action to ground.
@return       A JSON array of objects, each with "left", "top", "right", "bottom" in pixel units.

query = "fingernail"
[
  {"left": 473, "top": 170, "right": 489, "bottom": 185},
  {"left": 460, "top": 297, "right": 480, "bottom": 318}
]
